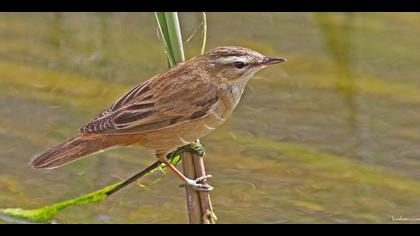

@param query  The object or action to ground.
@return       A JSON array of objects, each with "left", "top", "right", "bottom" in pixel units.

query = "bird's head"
[{"left": 197, "top": 46, "right": 286, "bottom": 84}]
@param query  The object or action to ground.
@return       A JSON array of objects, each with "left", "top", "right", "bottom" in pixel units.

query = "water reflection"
[
  {"left": 314, "top": 13, "right": 357, "bottom": 132},
  {"left": 48, "top": 13, "right": 64, "bottom": 50}
]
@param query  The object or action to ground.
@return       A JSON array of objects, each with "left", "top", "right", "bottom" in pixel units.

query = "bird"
[{"left": 31, "top": 46, "right": 286, "bottom": 191}]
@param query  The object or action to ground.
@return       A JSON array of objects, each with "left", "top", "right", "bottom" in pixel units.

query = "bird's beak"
[{"left": 260, "top": 57, "right": 287, "bottom": 66}]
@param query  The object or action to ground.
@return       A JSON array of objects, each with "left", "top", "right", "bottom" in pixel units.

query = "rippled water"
[{"left": 1, "top": 12, "right": 420, "bottom": 223}]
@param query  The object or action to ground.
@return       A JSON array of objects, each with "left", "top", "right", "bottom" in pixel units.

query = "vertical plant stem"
[
  {"left": 154, "top": 12, "right": 176, "bottom": 66},
  {"left": 200, "top": 12, "right": 207, "bottom": 55},
  {"left": 181, "top": 151, "right": 202, "bottom": 224},
  {"left": 192, "top": 140, "right": 217, "bottom": 224},
  {"left": 164, "top": 12, "right": 185, "bottom": 62},
  {"left": 155, "top": 12, "right": 216, "bottom": 224}
]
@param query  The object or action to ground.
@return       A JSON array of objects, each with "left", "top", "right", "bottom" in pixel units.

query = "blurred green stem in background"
[{"left": 313, "top": 13, "right": 357, "bottom": 132}]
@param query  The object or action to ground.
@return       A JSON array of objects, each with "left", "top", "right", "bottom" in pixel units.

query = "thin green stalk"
[
  {"left": 164, "top": 12, "right": 185, "bottom": 63},
  {"left": 201, "top": 12, "right": 207, "bottom": 54},
  {"left": 155, "top": 12, "right": 176, "bottom": 66}
]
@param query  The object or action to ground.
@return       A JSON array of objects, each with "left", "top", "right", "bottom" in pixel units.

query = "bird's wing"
[{"left": 80, "top": 75, "right": 219, "bottom": 135}]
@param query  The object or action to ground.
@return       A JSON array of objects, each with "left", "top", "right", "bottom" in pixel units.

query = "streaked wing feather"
[
  {"left": 81, "top": 75, "right": 219, "bottom": 135},
  {"left": 90, "top": 80, "right": 152, "bottom": 121}
]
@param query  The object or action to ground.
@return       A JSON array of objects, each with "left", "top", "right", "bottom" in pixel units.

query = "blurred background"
[{"left": 1, "top": 12, "right": 420, "bottom": 223}]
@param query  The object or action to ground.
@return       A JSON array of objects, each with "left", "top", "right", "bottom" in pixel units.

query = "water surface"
[{"left": 1, "top": 13, "right": 420, "bottom": 223}]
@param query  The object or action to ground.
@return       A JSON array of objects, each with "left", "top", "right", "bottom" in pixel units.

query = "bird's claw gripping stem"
[
  {"left": 166, "top": 142, "right": 205, "bottom": 161},
  {"left": 179, "top": 175, "right": 214, "bottom": 192},
  {"left": 184, "top": 142, "right": 205, "bottom": 156}
]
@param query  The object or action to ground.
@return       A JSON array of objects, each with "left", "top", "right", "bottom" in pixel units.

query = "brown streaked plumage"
[{"left": 31, "top": 46, "right": 286, "bottom": 191}]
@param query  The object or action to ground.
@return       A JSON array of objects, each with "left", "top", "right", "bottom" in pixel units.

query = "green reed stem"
[
  {"left": 164, "top": 12, "right": 185, "bottom": 63},
  {"left": 155, "top": 12, "right": 176, "bottom": 66},
  {"left": 155, "top": 12, "right": 186, "bottom": 66},
  {"left": 201, "top": 12, "right": 207, "bottom": 54}
]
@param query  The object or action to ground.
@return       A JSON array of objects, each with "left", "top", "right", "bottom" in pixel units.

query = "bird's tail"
[{"left": 31, "top": 134, "right": 111, "bottom": 169}]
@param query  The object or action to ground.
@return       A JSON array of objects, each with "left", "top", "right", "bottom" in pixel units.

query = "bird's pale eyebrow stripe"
[{"left": 215, "top": 56, "right": 247, "bottom": 64}]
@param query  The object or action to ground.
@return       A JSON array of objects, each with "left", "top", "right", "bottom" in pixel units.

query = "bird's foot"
[
  {"left": 184, "top": 142, "right": 205, "bottom": 156},
  {"left": 179, "top": 175, "right": 214, "bottom": 192},
  {"left": 166, "top": 142, "right": 206, "bottom": 161}
]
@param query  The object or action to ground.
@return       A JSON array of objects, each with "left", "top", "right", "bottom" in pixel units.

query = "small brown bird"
[{"left": 31, "top": 46, "right": 286, "bottom": 191}]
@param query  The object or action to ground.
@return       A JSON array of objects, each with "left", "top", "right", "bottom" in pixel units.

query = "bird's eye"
[{"left": 233, "top": 61, "right": 246, "bottom": 69}]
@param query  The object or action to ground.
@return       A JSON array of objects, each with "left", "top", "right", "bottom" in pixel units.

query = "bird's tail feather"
[{"left": 31, "top": 134, "right": 110, "bottom": 169}]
